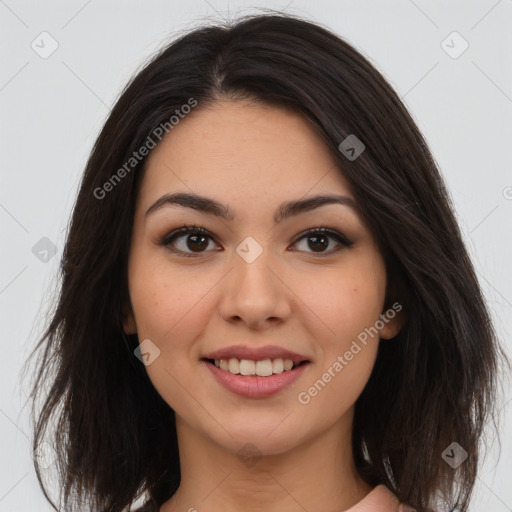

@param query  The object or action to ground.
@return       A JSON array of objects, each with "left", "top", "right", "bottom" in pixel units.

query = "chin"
[{"left": 211, "top": 421, "right": 304, "bottom": 458}]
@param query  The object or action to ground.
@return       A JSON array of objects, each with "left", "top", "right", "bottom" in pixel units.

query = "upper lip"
[{"left": 203, "top": 345, "right": 310, "bottom": 363}]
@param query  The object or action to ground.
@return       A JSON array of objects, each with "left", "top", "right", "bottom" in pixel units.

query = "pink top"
[
  {"left": 346, "top": 484, "right": 415, "bottom": 512},
  {"left": 134, "top": 484, "right": 415, "bottom": 512}
]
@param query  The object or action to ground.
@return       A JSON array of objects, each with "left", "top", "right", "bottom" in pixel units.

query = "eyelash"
[{"left": 159, "top": 224, "right": 354, "bottom": 259}]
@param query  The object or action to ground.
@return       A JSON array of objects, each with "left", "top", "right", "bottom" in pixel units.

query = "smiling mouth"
[{"left": 203, "top": 358, "right": 310, "bottom": 377}]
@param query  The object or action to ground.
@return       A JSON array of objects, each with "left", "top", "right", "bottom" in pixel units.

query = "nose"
[{"left": 218, "top": 243, "right": 292, "bottom": 330}]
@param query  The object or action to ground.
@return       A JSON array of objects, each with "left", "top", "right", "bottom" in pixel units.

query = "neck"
[{"left": 161, "top": 409, "right": 373, "bottom": 512}]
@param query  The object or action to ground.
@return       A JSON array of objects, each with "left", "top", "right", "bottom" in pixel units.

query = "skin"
[{"left": 123, "top": 99, "right": 403, "bottom": 512}]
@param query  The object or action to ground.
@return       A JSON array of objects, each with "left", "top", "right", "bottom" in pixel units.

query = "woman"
[{"left": 28, "top": 12, "right": 506, "bottom": 512}]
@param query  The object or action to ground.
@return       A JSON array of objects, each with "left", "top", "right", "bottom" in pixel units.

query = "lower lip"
[{"left": 203, "top": 360, "right": 310, "bottom": 398}]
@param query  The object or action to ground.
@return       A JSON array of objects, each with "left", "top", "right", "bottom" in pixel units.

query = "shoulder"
[
  {"left": 131, "top": 500, "right": 158, "bottom": 512},
  {"left": 347, "top": 484, "right": 417, "bottom": 512}
]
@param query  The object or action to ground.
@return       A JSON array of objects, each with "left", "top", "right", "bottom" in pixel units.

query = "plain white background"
[{"left": 1, "top": 1, "right": 511, "bottom": 510}]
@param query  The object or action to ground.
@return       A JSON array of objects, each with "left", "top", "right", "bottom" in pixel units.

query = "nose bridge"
[
  {"left": 232, "top": 234, "right": 278, "bottom": 299},
  {"left": 219, "top": 234, "right": 290, "bottom": 327}
]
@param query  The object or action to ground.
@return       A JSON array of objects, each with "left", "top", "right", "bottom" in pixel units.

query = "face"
[{"left": 123, "top": 99, "right": 402, "bottom": 456}]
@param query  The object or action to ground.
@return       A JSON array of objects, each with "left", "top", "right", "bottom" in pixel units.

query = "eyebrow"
[{"left": 145, "top": 192, "right": 356, "bottom": 223}]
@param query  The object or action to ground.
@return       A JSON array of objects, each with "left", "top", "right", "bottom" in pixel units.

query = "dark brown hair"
[{"left": 27, "top": 11, "right": 507, "bottom": 512}]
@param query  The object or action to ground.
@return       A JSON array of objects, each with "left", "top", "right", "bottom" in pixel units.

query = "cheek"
[
  {"left": 127, "top": 258, "right": 217, "bottom": 410},
  {"left": 297, "top": 254, "right": 386, "bottom": 346},
  {"left": 293, "top": 254, "right": 385, "bottom": 410},
  {"left": 129, "top": 260, "right": 215, "bottom": 344}
]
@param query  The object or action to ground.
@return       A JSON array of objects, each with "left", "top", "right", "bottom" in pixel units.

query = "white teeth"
[
  {"left": 214, "top": 357, "right": 301, "bottom": 376},
  {"left": 228, "top": 358, "right": 240, "bottom": 374},
  {"left": 240, "top": 359, "right": 255, "bottom": 375},
  {"left": 255, "top": 359, "right": 273, "bottom": 376},
  {"left": 272, "top": 358, "right": 284, "bottom": 373}
]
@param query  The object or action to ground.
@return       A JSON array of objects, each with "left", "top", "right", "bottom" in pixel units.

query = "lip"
[
  {"left": 203, "top": 344, "right": 310, "bottom": 364},
  {"left": 203, "top": 359, "right": 311, "bottom": 398}
]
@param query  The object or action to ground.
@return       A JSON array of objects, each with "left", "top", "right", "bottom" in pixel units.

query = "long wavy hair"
[{"left": 26, "top": 11, "right": 508, "bottom": 512}]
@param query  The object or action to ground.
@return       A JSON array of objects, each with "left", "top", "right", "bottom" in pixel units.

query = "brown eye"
[
  {"left": 184, "top": 233, "right": 210, "bottom": 252},
  {"left": 291, "top": 227, "right": 353, "bottom": 255},
  {"left": 160, "top": 225, "right": 353, "bottom": 258},
  {"left": 306, "top": 233, "right": 329, "bottom": 252},
  {"left": 160, "top": 225, "right": 219, "bottom": 257}
]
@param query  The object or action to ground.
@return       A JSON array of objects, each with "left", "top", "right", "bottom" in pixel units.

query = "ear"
[
  {"left": 121, "top": 299, "right": 137, "bottom": 335},
  {"left": 378, "top": 302, "right": 405, "bottom": 340}
]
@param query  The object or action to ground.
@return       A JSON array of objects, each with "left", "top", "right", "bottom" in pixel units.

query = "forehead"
[{"left": 138, "top": 100, "right": 352, "bottom": 209}]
